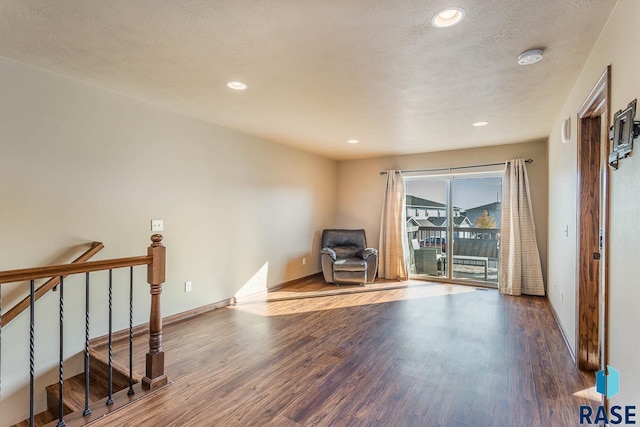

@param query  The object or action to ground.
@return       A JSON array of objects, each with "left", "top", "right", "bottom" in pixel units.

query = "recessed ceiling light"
[
  {"left": 517, "top": 49, "right": 543, "bottom": 65},
  {"left": 347, "top": 139, "right": 359, "bottom": 144},
  {"left": 473, "top": 121, "right": 488, "bottom": 127},
  {"left": 227, "top": 81, "right": 248, "bottom": 91},
  {"left": 431, "top": 7, "right": 465, "bottom": 28}
]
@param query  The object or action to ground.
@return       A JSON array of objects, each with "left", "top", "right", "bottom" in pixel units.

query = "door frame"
[{"left": 576, "top": 66, "right": 610, "bottom": 372}]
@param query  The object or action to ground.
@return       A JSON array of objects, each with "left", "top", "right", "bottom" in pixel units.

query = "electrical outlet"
[
  {"left": 185, "top": 281, "right": 192, "bottom": 293},
  {"left": 302, "top": 257, "right": 307, "bottom": 265},
  {"left": 151, "top": 219, "right": 164, "bottom": 232}
]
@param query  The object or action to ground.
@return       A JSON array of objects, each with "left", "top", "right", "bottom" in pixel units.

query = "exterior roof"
[
  {"left": 406, "top": 195, "right": 445, "bottom": 209},
  {"left": 428, "top": 217, "right": 446, "bottom": 227},
  {"left": 455, "top": 217, "right": 473, "bottom": 227},
  {"left": 414, "top": 218, "right": 435, "bottom": 227},
  {"left": 406, "top": 195, "right": 463, "bottom": 212},
  {"left": 414, "top": 216, "right": 471, "bottom": 228},
  {"left": 406, "top": 217, "right": 422, "bottom": 227},
  {"left": 466, "top": 201, "right": 501, "bottom": 212}
]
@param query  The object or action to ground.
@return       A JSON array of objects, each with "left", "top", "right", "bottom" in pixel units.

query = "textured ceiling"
[{"left": 0, "top": 0, "right": 617, "bottom": 160}]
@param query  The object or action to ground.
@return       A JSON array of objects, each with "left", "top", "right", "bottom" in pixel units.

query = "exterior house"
[
  {"left": 1, "top": 1, "right": 639, "bottom": 425},
  {"left": 406, "top": 217, "right": 440, "bottom": 248},
  {"left": 406, "top": 195, "right": 447, "bottom": 219},
  {"left": 427, "top": 216, "right": 472, "bottom": 229},
  {"left": 425, "top": 216, "right": 473, "bottom": 243},
  {"left": 406, "top": 195, "right": 465, "bottom": 219},
  {"left": 406, "top": 195, "right": 473, "bottom": 245},
  {"left": 464, "top": 202, "right": 501, "bottom": 229}
]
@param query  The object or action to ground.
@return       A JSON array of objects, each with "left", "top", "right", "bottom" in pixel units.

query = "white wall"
[
  {"left": 548, "top": 0, "right": 640, "bottom": 406},
  {"left": 336, "top": 140, "right": 549, "bottom": 281},
  {"left": 0, "top": 56, "right": 336, "bottom": 425}
]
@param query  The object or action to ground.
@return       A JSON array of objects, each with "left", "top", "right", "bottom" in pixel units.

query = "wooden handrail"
[
  {"left": 0, "top": 234, "right": 167, "bottom": 423},
  {"left": 1, "top": 241, "right": 105, "bottom": 327},
  {"left": 0, "top": 255, "right": 152, "bottom": 284}
]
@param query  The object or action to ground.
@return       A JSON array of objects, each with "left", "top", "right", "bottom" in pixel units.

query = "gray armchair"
[{"left": 320, "top": 229, "right": 378, "bottom": 285}]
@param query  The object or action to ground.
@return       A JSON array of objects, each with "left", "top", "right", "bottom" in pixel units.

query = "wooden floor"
[{"left": 92, "top": 279, "right": 599, "bottom": 426}]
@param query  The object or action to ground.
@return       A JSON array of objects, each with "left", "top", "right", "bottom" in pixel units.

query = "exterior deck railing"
[{"left": 409, "top": 226, "right": 500, "bottom": 282}]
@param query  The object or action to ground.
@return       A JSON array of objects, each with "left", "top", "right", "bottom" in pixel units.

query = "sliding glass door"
[
  {"left": 406, "top": 173, "right": 502, "bottom": 285},
  {"left": 406, "top": 178, "right": 448, "bottom": 279}
]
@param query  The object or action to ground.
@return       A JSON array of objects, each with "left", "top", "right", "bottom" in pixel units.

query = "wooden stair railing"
[
  {"left": 0, "top": 235, "right": 167, "bottom": 427},
  {"left": 1, "top": 242, "right": 105, "bottom": 328}
]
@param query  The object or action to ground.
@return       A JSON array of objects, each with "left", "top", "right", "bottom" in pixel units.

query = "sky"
[{"left": 405, "top": 177, "right": 502, "bottom": 210}]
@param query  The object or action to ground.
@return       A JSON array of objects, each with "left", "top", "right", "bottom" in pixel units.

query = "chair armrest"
[
  {"left": 357, "top": 248, "right": 378, "bottom": 259},
  {"left": 321, "top": 247, "right": 336, "bottom": 260}
]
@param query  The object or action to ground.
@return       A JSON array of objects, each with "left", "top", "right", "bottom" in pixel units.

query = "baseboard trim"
[
  {"left": 91, "top": 273, "right": 324, "bottom": 346},
  {"left": 268, "top": 272, "right": 323, "bottom": 292},
  {"left": 548, "top": 298, "right": 576, "bottom": 363},
  {"left": 90, "top": 298, "right": 232, "bottom": 347},
  {"left": 232, "top": 289, "right": 268, "bottom": 305}
]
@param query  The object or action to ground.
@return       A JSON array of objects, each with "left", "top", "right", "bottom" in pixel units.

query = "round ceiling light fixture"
[
  {"left": 517, "top": 49, "right": 543, "bottom": 65},
  {"left": 473, "top": 121, "right": 488, "bottom": 127},
  {"left": 347, "top": 139, "right": 359, "bottom": 144},
  {"left": 431, "top": 7, "right": 465, "bottom": 28},
  {"left": 227, "top": 81, "right": 248, "bottom": 91}
]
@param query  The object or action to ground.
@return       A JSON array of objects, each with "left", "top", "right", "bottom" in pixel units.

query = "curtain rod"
[{"left": 379, "top": 158, "right": 533, "bottom": 175}]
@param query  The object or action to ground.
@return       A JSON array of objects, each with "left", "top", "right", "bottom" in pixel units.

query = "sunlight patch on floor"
[{"left": 231, "top": 283, "right": 478, "bottom": 317}]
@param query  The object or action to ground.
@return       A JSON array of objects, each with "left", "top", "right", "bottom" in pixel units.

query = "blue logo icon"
[{"left": 596, "top": 365, "right": 620, "bottom": 399}]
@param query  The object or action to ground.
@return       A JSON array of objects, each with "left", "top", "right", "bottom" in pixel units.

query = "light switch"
[{"left": 151, "top": 219, "right": 163, "bottom": 232}]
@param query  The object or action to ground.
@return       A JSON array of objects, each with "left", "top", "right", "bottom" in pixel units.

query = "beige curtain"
[
  {"left": 499, "top": 159, "right": 545, "bottom": 296},
  {"left": 379, "top": 170, "right": 408, "bottom": 280}
]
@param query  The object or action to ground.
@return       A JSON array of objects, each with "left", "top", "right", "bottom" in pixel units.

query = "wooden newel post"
[{"left": 142, "top": 234, "right": 168, "bottom": 390}]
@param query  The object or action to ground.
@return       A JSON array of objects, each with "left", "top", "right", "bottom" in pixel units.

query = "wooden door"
[
  {"left": 577, "top": 116, "right": 601, "bottom": 370},
  {"left": 576, "top": 67, "right": 609, "bottom": 371}
]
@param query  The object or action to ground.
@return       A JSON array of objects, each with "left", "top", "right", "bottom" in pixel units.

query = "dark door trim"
[{"left": 576, "top": 66, "right": 610, "bottom": 372}]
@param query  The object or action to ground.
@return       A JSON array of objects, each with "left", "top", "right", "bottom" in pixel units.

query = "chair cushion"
[
  {"left": 321, "top": 229, "right": 367, "bottom": 250},
  {"left": 333, "top": 257, "right": 367, "bottom": 272},
  {"left": 333, "top": 246, "right": 360, "bottom": 259}
]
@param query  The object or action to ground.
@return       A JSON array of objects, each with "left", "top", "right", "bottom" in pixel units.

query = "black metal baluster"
[
  {"left": 29, "top": 279, "right": 35, "bottom": 427},
  {"left": 106, "top": 269, "right": 113, "bottom": 406},
  {"left": 83, "top": 273, "right": 91, "bottom": 416},
  {"left": 128, "top": 266, "right": 134, "bottom": 395},
  {"left": 58, "top": 276, "right": 66, "bottom": 427}
]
